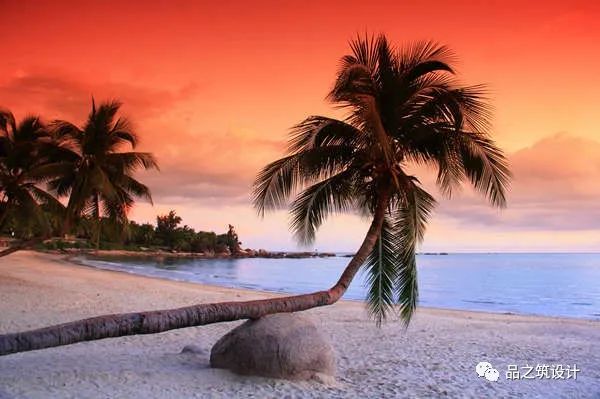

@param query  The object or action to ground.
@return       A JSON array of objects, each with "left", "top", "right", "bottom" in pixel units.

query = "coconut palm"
[
  {"left": 50, "top": 99, "right": 159, "bottom": 248},
  {"left": 0, "top": 109, "right": 66, "bottom": 256},
  {"left": 253, "top": 36, "right": 509, "bottom": 324},
  {"left": 0, "top": 35, "right": 509, "bottom": 356}
]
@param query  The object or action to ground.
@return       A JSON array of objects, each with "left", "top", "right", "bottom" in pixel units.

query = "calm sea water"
[{"left": 79, "top": 253, "right": 600, "bottom": 320}]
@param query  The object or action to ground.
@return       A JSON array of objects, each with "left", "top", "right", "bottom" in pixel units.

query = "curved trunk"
[{"left": 0, "top": 194, "right": 388, "bottom": 356}]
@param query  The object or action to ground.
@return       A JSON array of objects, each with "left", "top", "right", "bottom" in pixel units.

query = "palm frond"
[
  {"left": 15, "top": 116, "right": 48, "bottom": 142},
  {"left": 117, "top": 175, "right": 153, "bottom": 204},
  {"left": 363, "top": 216, "right": 398, "bottom": 326},
  {"left": 252, "top": 145, "right": 355, "bottom": 216},
  {"left": 394, "top": 178, "right": 436, "bottom": 324},
  {"left": 105, "top": 152, "right": 159, "bottom": 173},
  {"left": 403, "top": 60, "right": 454, "bottom": 83},
  {"left": 27, "top": 161, "right": 74, "bottom": 183},
  {"left": 374, "top": 34, "right": 398, "bottom": 90},
  {"left": 287, "top": 116, "right": 363, "bottom": 153},
  {"left": 89, "top": 100, "right": 121, "bottom": 132},
  {"left": 398, "top": 41, "right": 455, "bottom": 73},
  {"left": 289, "top": 169, "right": 356, "bottom": 245},
  {"left": 327, "top": 63, "right": 375, "bottom": 105},
  {"left": 28, "top": 185, "right": 65, "bottom": 216},
  {"left": 12, "top": 187, "right": 50, "bottom": 234},
  {"left": 457, "top": 131, "right": 511, "bottom": 208},
  {"left": 0, "top": 108, "right": 16, "bottom": 135},
  {"left": 51, "top": 120, "right": 82, "bottom": 139},
  {"left": 434, "top": 143, "right": 465, "bottom": 198},
  {"left": 348, "top": 33, "right": 378, "bottom": 71},
  {"left": 109, "top": 116, "right": 138, "bottom": 148},
  {"left": 328, "top": 35, "right": 379, "bottom": 106},
  {"left": 408, "top": 83, "right": 493, "bottom": 134}
]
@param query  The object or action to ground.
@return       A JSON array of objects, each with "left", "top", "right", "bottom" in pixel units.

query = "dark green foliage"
[
  {"left": 0, "top": 109, "right": 69, "bottom": 237},
  {"left": 49, "top": 99, "right": 158, "bottom": 246},
  {"left": 123, "top": 210, "right": 241, "bottom": 254},
  {"left": 155, "top": 210, "right": 182, "bottom": 249},
  {"left": 1, "top": 100, "right": 158, "bottom": 252},
  {"left": 127, "top": 221, "right": 156, "bottom": 247}
]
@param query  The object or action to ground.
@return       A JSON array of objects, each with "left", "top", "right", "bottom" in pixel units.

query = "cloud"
[
  {"left": 137, "top": 123, "right": 283, "bottom": 205},
  {"left": 511, "top": 133, "right": 600, "bottom": 199},
  {"left": 435, "top": 133, "right": 600, "bottom": 231},
  {"left": 0, "top": 70, "right": 199, "bottom": 121}
]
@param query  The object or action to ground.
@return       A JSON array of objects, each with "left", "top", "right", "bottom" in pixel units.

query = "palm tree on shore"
[
  {"left": 50, "top": 99, "right": 159, "bottom": 248},
  {"left": 0, "top": 35, "right": 510, "bottom": 356},
  {"left": 0, "top": 109, "right": 66, "bottom": 256}
]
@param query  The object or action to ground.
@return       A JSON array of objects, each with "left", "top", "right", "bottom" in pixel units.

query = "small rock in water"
[{"left": 181, "top": 344, "right": 206, "bottom": 355}]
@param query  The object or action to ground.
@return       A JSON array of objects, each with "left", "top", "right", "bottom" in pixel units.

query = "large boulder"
[{"left": 210, "top": 313, "right": 336, "bottom": 381}]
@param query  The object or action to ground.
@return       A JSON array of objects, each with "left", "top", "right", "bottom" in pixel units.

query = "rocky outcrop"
[{"left": 210, "top": 313, "right": 336, "bottom": 381}]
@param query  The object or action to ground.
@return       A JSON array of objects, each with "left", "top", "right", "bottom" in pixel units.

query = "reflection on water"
[{"left": 80, "top": 253, "right": 600, "bottom": 319}]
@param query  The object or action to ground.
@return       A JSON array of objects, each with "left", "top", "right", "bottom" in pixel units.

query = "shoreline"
[
  {"left": 1, "top": 251, "right": 599, "bottom": 398},
  {"left": 44, "top": 248, "right": 338, "bottom": 260},
  {"left": 73, "top": 250, "right": 600, "bottom": 324}
]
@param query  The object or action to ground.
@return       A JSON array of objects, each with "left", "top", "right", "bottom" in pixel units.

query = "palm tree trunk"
[
  {"left": 61, "top": 210, "right": 74, "bottom": 239},
  {"left": 0, "top": 193, "right": 389, "bottom": 356}
]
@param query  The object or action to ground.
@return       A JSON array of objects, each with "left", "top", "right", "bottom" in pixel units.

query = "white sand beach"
[{"left": 0, "top": 251, "right": 599, "bottom": 398}]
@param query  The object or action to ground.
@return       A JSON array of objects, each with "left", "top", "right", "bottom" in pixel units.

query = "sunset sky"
[{"left": 2, "top": 0, "right": 599, "bottom": 252}]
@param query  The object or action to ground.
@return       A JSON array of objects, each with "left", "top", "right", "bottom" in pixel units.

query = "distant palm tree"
[
  {"left": 50, "top": 99, "right": 159, "bottom": 248},
  {"left": 0, "top": 35, "right": 510, "bottom": 355},
  {"left": 0, "top": 109, "right": 66, "bottom": 256}
]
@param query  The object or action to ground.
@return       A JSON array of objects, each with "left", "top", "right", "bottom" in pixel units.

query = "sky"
[{"left": 1, "top": 0, "right": 599, "bottom": 252}]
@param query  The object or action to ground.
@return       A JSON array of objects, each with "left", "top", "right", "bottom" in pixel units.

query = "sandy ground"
[{"left": 0, "top": 251, "right": 599, "bottom": 399}]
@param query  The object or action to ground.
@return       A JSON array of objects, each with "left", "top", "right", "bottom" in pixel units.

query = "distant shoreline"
[
  {"left": 47, "top": 249, "right": 453, "bottom": 259},
  {"left": 41, "top": 248, "right": 338, "bottom": 260}
]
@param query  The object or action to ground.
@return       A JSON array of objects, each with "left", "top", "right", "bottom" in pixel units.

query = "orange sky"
[{"left": 1, "top": 0, "right": 599, "bottom": 251}]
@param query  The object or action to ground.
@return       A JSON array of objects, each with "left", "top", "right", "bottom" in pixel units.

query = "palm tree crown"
[
  {"left": 253, "top": 35, "right": 510, "bottom": 325},
  {"left": 0, "top": 109, "right": 65, "bottom": 235},
  {"left": 50, "top": 100, "right": 159, "bottom": 239}
]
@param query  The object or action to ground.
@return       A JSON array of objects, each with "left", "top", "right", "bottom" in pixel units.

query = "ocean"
[{"left": 79, "top": 253, "right": 600, "bottom": 320}]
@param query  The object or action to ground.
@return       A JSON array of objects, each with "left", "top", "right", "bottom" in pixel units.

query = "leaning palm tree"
[
  {"left": 0, "top": 109, "right": 66, "bottom": 256},
  {"left": 50, "top": 99, "right": 159, "bottom": 247},
  {"left": 0, "top": 35, "right": 509, "bottom": 356}
]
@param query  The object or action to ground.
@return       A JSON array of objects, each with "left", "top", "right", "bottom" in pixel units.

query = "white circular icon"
[
  {"left": 476, "top": 361, "right": 492, "bottom": 377},
  {"left": 476, "top": 361, "right": 499, "bottom": 382},
  {"left": 484, "top": 367, "right": 500, "bottom": 382}
]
